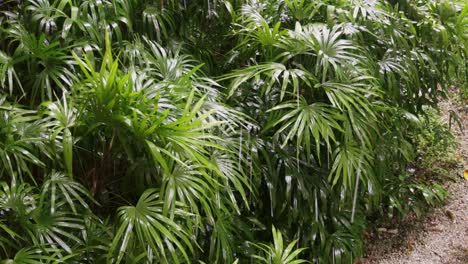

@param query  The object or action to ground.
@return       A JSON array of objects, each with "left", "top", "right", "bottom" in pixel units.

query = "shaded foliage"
[{"left": 0, "top": 0, "right": 465, "bottom": 263}]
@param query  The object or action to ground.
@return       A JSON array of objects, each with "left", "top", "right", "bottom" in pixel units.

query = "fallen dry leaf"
[
  {"left": 377, "top": 227, "right": 387, "bottom": 233},
  {"left": 354, "top": 257, "right": 371, "bottom": 264},
  {"left": 427, "top": 227, "right": 443, "bottom": 232},
  {"left": 406, "top": 243, "right": 414, "bottom": 254},
  {"left": 363, "top": 230, "right": 373, "bottom": 239},
  {"left": 445, "top": 210, "right": 455, "bottom": 221}
]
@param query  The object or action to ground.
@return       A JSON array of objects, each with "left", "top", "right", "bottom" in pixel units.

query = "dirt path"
[{"left": 367, "top": 95, "right": 468, "bottom": 264}]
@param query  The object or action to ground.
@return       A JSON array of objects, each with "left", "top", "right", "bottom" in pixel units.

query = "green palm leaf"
[
  {"left": 40, "top": 172, "right": 93, "bottom": 214},
  {"left": 267, "top": 98, "right": 343, "bottom": 159},
  {"left": 0, "top": 247, "right": 63, "bottom": 264},
  {"left": 251, "top": 226, "right": 308, "bottom": 264},
  {"left": 108, "top": 189, "right": 193, "bottom": 264}
]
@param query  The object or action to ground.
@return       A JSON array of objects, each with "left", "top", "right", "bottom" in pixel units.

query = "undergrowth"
[{"left": 368, "top": 107, "right": 458, "bottom": 230}]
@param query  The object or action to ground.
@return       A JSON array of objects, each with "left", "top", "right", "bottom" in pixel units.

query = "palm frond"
[
  {"left": 108, "top": 189, "right": 193, "bottom": 264},
  {"left": 251, "top": 226, "right": 308, "bottom": 264}
]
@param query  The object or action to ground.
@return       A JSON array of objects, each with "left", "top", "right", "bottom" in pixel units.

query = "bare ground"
[{"left": 365, "top": 94, "right": 468, "bottom": 264}]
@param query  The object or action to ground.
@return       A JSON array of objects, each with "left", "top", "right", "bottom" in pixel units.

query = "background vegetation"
[{"left": 0, "top": 0, "right": 466, "bottom": 263}]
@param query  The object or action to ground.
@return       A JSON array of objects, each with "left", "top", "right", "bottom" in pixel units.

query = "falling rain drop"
[
  {"left": 314, "top": 188, "right": 319, "bottom": 222},
  {"left": 238, "top": 130, "right": 242, "bottom": 171},
  {"left": 267, "top": 181, "right": 273, "bottom": 217}
]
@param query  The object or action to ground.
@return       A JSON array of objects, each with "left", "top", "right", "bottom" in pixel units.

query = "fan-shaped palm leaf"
[
  {"left": 26, "top": 209, "right": 84, "bottom": 253},
  {"left": 222, "top": 62, "right": 313, "bottom": 100},
  {"left": 328, "top": 141, "right": 372, "bottom": 189},
  {"left": 0, "top": 101, "right": 46, "bottom": 180},
  {"left": 1, "top": 247, "right": 63, "bottom": 264},
  {"left": 266, "top": 98, "right": 343, "bottom": 159},
  {"left": 108, "top": 188, "right": 193, "bottom": 264},
  {"left": 40, "top": 172, "right": 93, "bottom": 214}
]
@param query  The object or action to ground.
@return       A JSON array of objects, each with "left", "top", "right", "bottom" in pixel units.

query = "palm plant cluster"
[{"left": 0, "top": 0, "right": 466, "bottom": 263}]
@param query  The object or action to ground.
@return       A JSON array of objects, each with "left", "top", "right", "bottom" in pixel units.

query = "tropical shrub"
[{"left": 0, "top": 0, "right": 466, "bottom": 263}]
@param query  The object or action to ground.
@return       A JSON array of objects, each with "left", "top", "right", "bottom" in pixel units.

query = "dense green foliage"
[{"left": 0, "top": 0, "right": 466, "bottom": 263}]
